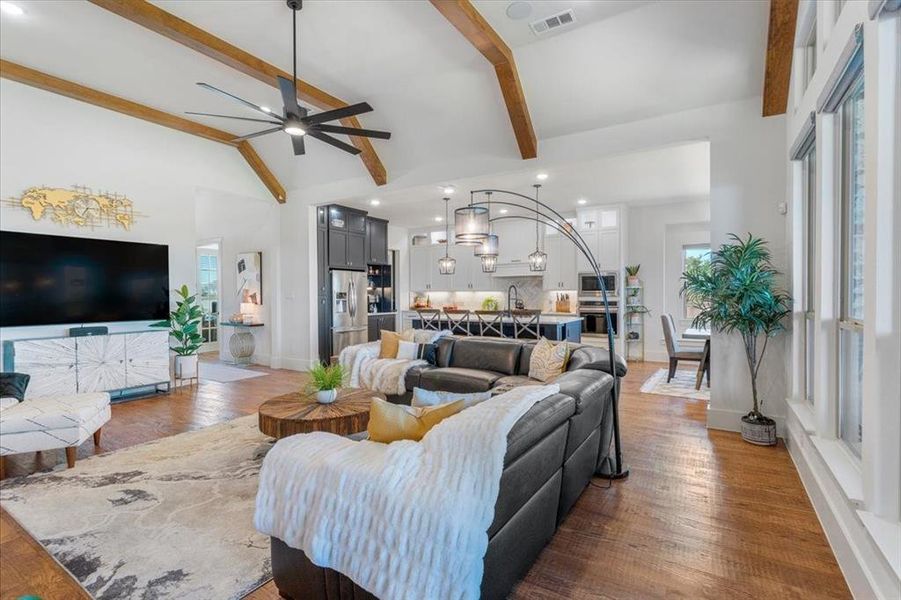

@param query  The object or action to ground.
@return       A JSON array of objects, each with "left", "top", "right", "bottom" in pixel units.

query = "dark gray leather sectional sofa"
[{"left": 270, "top": 336, "right": 627, "bottom": 600}]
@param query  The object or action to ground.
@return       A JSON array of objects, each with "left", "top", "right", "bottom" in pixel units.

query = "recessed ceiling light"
[
  {"left": 260, "top": 105, "right": 272, "bottom": 113},
  {"left": 577, "top": 198, "right": 587, "bottom": 205},
  {"left": 443, "top": 186, "right": 455, "bottom": 195},
  {"left": 369, "top": 199, "right": 380, "bottom": 206},
  {"left": 505, "top": 1, "right": 532, "bottom": 20},
  {"left": 499, "top": 208, "right": 509, "bottom": 214},
  {"left": 536, "top": 172, "right": 549, "bottom": 181},
  {"left": 0, "top": 1, "right": 24, "bottom": 16},
  {"left": 435, "top": 216, "right": 443, "bottom": 222}
]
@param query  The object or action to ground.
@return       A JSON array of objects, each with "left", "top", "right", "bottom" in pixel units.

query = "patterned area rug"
[
  {"left": 640, "top": 368, "right": 710, "bottom": 401},
  {"left": 0, "top": 416, "right": 274, "bottom": 599}
]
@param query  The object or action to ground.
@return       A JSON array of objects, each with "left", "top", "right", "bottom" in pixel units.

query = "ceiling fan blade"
[
  {"left": 307, "top": 130, "right": 362, "bottom": 155},
  {"left": 291, "top": 134, "right": 305, "bottom": 156},
  {"left": 277, "top": 76, "right": 301, "bottom": 116},
  {"left": 313, "top": 124, "right": 391, "bottom": 140},
  {"left": 196, "top": 82, "right": 274, "bottom": 118},
  {"left": 232, "top": 126, "right": 284, "bottom": 142},
  {"left": 303, "top": 102, "right": 373, "bottom": 125},
  {"left": 186, "top": 111, "right": 283, "bottom": 125}
]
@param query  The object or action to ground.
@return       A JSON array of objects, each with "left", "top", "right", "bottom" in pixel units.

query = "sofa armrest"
[{"left": 567, "top": 346, "right": 628, "bottom": 377}]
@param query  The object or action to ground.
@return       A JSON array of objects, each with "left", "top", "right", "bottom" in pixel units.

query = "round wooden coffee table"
[{"left": 258, "top": 388, "right": 385, "bottom": 439}]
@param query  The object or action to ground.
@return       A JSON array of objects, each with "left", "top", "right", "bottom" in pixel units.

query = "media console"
[{"left": 2, "top": 330, "right": 171, "bottom": 401}]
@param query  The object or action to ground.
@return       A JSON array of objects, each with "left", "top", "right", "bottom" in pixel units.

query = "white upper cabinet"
[{"left": 543, "top": 236, "right": 578, "bottom": 290}]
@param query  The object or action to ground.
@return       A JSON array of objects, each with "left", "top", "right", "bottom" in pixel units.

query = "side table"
[{"left": 220, "top": 322, "right": 264, "bottom": 364}]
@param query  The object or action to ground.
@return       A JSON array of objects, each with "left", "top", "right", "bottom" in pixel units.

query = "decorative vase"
[
  {"left": 740, "top": 414, "right": 777, "bottom": 446},
  {"left": 627, "top": 276, "right": 640, "bottom": 287},
  {"left": 175, "top": 354, "right": 199, "bottom": 379},
  {"left": 316, "top": 389, "right": 338, "bottom": 404}
]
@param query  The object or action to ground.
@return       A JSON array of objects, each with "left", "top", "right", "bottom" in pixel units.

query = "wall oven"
[
  {"left": 578, "top": 271, "right": 617, "bottom": 297},
  {"left": 579, "top": 300, "right": 618, "bottom": 336}
]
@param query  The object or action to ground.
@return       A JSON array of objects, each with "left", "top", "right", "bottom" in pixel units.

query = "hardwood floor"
[{"left": 0, "top": 359, "right": 850, "bottom": 600}]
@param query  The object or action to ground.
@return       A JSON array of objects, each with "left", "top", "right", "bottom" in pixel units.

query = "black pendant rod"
[{"left": 466, "top": 189, "right": 628, "bottom": 480}]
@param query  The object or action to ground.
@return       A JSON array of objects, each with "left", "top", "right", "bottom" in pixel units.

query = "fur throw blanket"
[
  {"left": 338, "top": 330, "right": 451, "bottom": 396},
  {"left": 254, "top": 383, "right": 560, "bottom": 600}
]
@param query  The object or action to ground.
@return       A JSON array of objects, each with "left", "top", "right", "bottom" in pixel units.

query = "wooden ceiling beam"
[
  {"left": 430, "top": 0, "right": 537, "bottom": 160},
  {"left": 88, "top": 0, "right": 387, "bottom": 186},
  {"left": 762, "top": 0, "right": 799, "bottom": 117},
  {"left": 0, "top": 59, "right": 286, "bottom": 203}
]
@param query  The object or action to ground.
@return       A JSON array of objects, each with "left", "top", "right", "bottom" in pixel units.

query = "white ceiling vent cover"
[{"left": 529, "top": 9, "right": 576, "bottom": 36}]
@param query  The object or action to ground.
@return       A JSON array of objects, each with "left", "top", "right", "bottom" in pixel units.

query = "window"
[
  {"left": 804, "top": 21, "right": 818, "bottom": 90},
  {"left": 837, "top": 74, "right": 865, "bottom": 457},
  {"left": 198, "top": 252, "right": 219, "bottom": 345},
  {"left": 803, "top": 145, "right": 817, "bottom": 404},
  {"left": 682, "top": 245, "right": 711, "bottom": 319}
]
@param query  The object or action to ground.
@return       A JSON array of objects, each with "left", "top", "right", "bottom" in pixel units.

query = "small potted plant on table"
[
  {"left": 307, "top": 362, "right": 347, "bottom": 404},
  {"left": 681, "top": 234, "right": 791, "bottom": 445},
  {"left": 151, "top": 284, "right": 204, "bottom": 380}
]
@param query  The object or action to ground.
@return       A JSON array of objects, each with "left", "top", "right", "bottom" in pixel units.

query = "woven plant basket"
[{"left": 741, "top": 414, "right": 777, "bottom": 446}]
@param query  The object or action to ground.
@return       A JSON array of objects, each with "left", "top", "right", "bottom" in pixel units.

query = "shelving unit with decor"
[{"left": 624, "top": 282, "right": 647, "bottom": 362}]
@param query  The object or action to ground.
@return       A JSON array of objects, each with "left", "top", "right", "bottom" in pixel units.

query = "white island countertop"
[{"left": 402, "top": 310, "right": 582, "bottom": 325}]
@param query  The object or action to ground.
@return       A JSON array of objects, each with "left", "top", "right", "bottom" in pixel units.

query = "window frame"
[
  {"left": 681, "top": 244, "right": 711, "bottom": 320},
  {"left": 802, "top": 144, "right": 817, "bottom": 405}
]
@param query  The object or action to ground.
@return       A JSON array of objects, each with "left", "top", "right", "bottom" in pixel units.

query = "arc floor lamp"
[{"left": 455, "top": 185, "right": 629, "bottom": 480}]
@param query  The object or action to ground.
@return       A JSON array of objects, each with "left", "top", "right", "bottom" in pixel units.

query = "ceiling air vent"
[{"left": 529, "top": 9, "right": 576, "bottom": 36}]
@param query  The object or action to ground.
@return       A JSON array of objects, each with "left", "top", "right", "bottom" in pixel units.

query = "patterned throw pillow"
[
  {"left": 367, "top": 397, "right": 466, "bottom": 443},
  {"left": 396, "top": 341, "right": 438, "bottom": 365},
  {"left": 528, "top": 338, "right": 570, "bottom": 382},
  {"left": 0, "top": 372, "right": 30, "bottom": 402}
]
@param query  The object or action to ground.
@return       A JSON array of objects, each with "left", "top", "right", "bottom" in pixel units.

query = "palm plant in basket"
[{"left": 681, "top": 234, "right": 791, "bottom": 445}]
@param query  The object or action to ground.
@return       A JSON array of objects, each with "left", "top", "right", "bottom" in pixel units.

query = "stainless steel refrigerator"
[{"left": 331, "top": 270, "right": 368, "bottom": 356}]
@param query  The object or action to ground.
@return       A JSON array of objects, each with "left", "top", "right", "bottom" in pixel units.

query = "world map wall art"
[{"left": 3, "top": 185, "right": 142, "bottom": 230}]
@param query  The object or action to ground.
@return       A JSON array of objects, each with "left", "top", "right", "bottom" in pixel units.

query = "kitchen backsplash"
[{"left": 409, "top": 277, "right": 577, "bottom": 313}]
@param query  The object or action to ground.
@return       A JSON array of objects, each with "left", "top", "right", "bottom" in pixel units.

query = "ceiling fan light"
[{"left": 284, "top": 125, "right": 306, "bottom": 136}]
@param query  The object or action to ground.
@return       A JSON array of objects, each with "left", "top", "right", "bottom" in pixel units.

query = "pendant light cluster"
[
  {"left": 473, "top": 191, "right": 499, "bottom": 273},
  {"left": 438, "top": 197, "right": 456, "bottom": 275},
  {"left": 528, "top": 184, "right": 547, "bottom": 272}
]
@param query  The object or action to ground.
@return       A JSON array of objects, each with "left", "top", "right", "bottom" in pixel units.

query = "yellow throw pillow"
[
  {"left": 528, "top": 337, "right": 570, "bottom": 382},
  {"left": 367, "top": 397, "right": 466, "bottom": 443},
  {"left": 378, "top": 330, "right": 402, "bottom": 358}
]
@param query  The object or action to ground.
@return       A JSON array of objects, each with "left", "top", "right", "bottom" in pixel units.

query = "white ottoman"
[{"left": 0, "top": 392, "right": 111, "bottom": 478}]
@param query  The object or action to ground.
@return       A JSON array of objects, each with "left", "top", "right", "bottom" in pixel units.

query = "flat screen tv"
[{"left": 0, "top": 231, "right": 169, "bottom": 327}]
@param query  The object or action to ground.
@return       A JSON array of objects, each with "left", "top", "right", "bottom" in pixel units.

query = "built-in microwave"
[{"left": 578, "top": 271, "right": 617, "bottom": 298}]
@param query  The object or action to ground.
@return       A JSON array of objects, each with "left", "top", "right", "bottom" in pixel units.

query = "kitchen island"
[{"left": 405, "top": 311, "right": 582, "bottom": 342}]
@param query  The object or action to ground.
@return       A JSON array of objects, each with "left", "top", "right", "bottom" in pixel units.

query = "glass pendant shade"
[
  {"left": 529, "top": 248, "right": 547, "bottom": 272},
  {"left": 454, "top": 205, "right": 489, "bottom": 243},
  {"left": 480, "top": 254, "right": 497, "bottom": 273},
  {"left": 473, "top": 233, "right": 498, "bottom": 257},
  {"left": 438, "top": 253, "right": 456, "bottom": 275}
]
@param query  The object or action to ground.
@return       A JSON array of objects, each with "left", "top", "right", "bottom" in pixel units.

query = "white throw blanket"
[
  {"left": 254, "top": 384, "right": 560, "bottom": 600},
  {"left": 338, "top": 330, "right": 451, "bottom": 396}
]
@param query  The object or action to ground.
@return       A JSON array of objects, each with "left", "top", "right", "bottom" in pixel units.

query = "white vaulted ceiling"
[{"left": 0, "top": 0, "right": 767, "bottom": 197}]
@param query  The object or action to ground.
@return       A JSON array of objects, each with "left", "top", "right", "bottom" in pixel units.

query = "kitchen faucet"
[{"left": 506, "top": 284, "right": 521, "bottom": 313}]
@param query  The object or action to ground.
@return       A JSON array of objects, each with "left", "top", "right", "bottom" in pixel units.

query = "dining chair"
[
  {"left": 661, "top": 314, "right": 704, "bottom": 383},
  {"left": 475, "top": 310, "right": 504, "bottom": 337},
  {"left": 444, "top": 309, "right": 472, "bottom": 336}
]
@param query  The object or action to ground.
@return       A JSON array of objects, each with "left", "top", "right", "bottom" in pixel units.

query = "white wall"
[
  {"left": 626, "top": 200, "right": 710, "bottom": 362},
  {"left": 0, "top": 78, "right": 271, "bottom": 345},
  {"left": 194, "top": 189, "right": 280, "bottom": 365}
]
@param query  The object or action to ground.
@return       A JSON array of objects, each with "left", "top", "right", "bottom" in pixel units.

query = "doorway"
[{"left": 196, "top": 240, "right": 221, "bottom": 353}]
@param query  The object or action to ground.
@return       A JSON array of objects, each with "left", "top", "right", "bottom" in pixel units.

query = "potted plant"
[
  {"left": 481, "top": 296, "right": 500, "bottom": 311},
  {"left": 151, "top": 284, "right": 204, "bottom": 380},
  {"left": 681, "top": 234, "right": 791, "bottom": 445},
  {"left": 625, "top": 265, "right": 641, "bottom": 287},
  {"left": 307, "top": 362, "right": 347, "bottom": 404}
]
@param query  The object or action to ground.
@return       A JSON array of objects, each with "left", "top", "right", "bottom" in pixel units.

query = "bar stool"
[
  {"left": 416, "top": 309, "right": 442, "bottom": 331},
  {"left": 511, "top": 309, "right": 541, "bottom": 339},
  {"left": 475, "top": 310, "right": 504, "bottom": 337},
  {"left": 444, "top": 309, "right": 472, "bottom": 336}
]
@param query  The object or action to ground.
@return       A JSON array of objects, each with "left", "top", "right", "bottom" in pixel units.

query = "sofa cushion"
[
  {"left": 566, "top": 345, "right": 628, "bottom": 377},
  {"left": 404, "top": 363, "right": 434, "bottom": 391},
  {"left": 418, "top": 368, "right": 504, "bottom": 393},
  {"left": 553, "top": 369, "right": 614, "bottom": 414},
  {"left": 492, "top": 375, "right": 538, "bottom": 392},
  {"left": 516, "top": 342, "right": 538, "bottom": 375},
  {"left": 448, "top": 338, "right": 521, "bottom": 375},
  {"left": 435, "top": 337, "right": 456, "bottom": 368}
]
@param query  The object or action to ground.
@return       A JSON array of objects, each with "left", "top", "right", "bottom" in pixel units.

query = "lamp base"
[{"left": 595, "top": 456, "right": 630, "bottom": 480}]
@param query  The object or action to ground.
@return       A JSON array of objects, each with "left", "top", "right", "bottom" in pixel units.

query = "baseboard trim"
[
  {"left": 784, "top": 411, "right": 901, "bottom": 599},
  {"left": 269, "top": 356, "right": 315, "bottom": 371},
  {"left": 706, "top": 406, "right": 786, "bottom": 439}
]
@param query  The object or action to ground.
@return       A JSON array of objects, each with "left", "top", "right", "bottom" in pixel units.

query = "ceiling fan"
[{"left": 187, "top": 0, "right": 390, "bottom": 157}]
